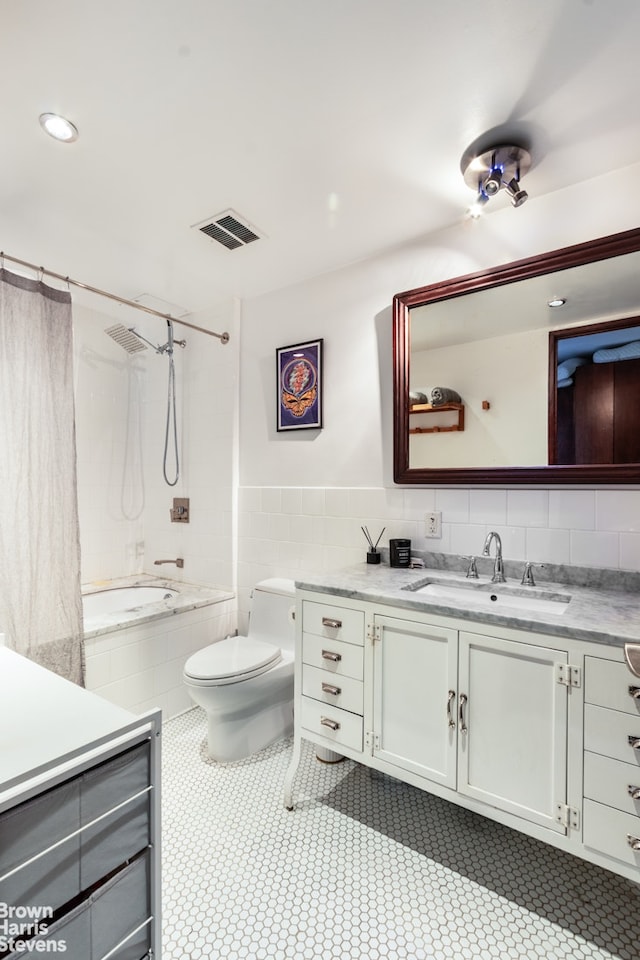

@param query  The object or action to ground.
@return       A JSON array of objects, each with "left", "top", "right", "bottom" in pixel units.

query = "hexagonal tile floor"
[{"left": 162, "top": 708, "right": 639, "bottom": 959}]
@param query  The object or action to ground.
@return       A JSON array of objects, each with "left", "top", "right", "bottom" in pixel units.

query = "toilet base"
[{"left": 206, "top": 697, "right": 293, "bottom": 762}]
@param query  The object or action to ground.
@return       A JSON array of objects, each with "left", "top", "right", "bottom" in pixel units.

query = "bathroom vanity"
[
  {"left": 0, "top": 647, "right": 160, "bottom": 959},
  {"left": 284, "top": 563, "right": 640, "bottom": 884}
]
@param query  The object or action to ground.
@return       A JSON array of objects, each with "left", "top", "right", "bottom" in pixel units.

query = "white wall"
[{"left": 237, "top": 162, "right": 640, "bottom": 619}]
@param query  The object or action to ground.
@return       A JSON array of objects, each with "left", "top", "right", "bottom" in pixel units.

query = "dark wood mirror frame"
[{"left": 393, "top": 227, "right": 640, "bottom": 485}]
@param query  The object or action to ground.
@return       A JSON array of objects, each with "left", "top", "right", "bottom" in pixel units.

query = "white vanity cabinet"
[
  {"left": 372, "top": 615, "right": 568, "bottom": 834},
  {"left": 284, "top": 585, "right": 640, "bottom": 884}
]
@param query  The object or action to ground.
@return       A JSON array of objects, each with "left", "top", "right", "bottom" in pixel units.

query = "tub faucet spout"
[
  {"left": 482, "top": 532, "right": 506, "bottom": 583},
  {"left": 154, "top": 558, "right": 184, "bottom": 568}
]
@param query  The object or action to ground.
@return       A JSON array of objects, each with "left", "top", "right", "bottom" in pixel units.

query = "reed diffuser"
[{"left": 361, "top": 525, "right": 385, "bottom": 564}]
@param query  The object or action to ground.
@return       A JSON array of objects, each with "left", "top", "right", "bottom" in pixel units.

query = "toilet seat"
[{"left": 184, "top": 636, "right": 282, "bottom": 686}]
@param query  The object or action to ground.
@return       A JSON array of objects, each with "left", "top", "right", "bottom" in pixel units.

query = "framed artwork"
[{"left": 276, "top": 338, "right": 323, "bottom": 431}]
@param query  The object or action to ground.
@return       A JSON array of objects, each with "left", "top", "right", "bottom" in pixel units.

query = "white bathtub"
[
  {"left": 82, "top": 576, "right": 235, "bottom": 719},
  {"left": 83, "top": 585, "right": 180, "bottom": 618}
]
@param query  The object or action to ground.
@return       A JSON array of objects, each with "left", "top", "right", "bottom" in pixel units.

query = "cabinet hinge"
[
  {"left": 555, "top": 803, "right": 580, "bottom": 830},
  {"left": 364, "top": 730, "right": 380, "bottom": 751},
  {"left": 556, "top": 663, "right": 581, "bottom": 687},
  {"left": 367, "top": 623, "right": 381, "bottom": 643}
]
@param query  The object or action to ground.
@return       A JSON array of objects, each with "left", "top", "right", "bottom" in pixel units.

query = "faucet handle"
[
  {"left": 461, "top": 556, "right": 479, "bottom": 579},
  {"left": 520, "top": 561, "right": 539, "bottom": 586}
]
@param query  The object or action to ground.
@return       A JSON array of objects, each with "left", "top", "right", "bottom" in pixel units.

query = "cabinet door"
[
  {"left": 457, "top": 631, "right": 567, "bottom": 833},
  {"left": 372, "top": 616, "right": 458, "bottom": 788}
]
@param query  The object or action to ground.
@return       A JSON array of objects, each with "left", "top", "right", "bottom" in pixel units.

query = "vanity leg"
[{"left": 283, "top": 733, "right": 302, "bottom": 810}]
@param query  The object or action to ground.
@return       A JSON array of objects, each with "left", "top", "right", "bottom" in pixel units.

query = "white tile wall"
[
  {"left": 85, "top": 599, "right": 235, "bottom": 719},
  {"left": 237, "top": 484, "right": 640, "bottom": 624}
]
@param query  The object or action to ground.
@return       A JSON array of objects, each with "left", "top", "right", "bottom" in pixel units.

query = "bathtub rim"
[{"left": 82, "top": 574, "right": 234, "bottom": 640}]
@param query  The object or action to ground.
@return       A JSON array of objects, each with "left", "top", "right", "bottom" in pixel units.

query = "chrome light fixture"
[{"left": 461, "top": 143, "right": 531, "bottom": 216}]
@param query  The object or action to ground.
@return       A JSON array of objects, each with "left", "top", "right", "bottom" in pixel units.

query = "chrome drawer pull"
[
  {"left": 458, "top": 693, "right": 468, "bottom": 734},
  {"left": 628, "top": 736, "right": 640, "bottom": 750},
  {"left": 320, "top": 717, "right": 340, "bottom": 731},
  {"left": 628, "top": 785, "right": 640, "bottom": 801},
  {"left": 627, "top": 834, "right": 640, "bottom": 851},
  {"left": 321, "top": 649, "right": 342, "bottom": 662},
  {"left": 322, "top": 682, "right": 341, "bottom": 696},
  {"left": 629, "top": 686, "right": 640, "bottom": 700},
  {"left": 446, "top": 689, "right": 456, "bottom": 729},
  {"left": 322, "top": 616, "right": 342, "bottom": 629}
]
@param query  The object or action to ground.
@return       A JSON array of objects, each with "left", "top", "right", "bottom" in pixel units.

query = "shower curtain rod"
[{"left": 0, "top": 251, "right": 230, "bottom": 344}]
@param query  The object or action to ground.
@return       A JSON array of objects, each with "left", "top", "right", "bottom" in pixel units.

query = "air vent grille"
[{"left": 193, "top": 210, "right": 263, "bottom": 250}]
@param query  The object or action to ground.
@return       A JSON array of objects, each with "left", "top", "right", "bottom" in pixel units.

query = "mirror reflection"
[{"left": 393, "top": 229, "right": 640, "bottom": 484}]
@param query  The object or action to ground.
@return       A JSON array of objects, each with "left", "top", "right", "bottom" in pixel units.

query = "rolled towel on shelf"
[
  {"left": 409, "top": 389, "right": 429, "bottom": 404},
  {"left": 593, "top": 340, "right": 640, "bottom": 363},
  {"left": 430, "top": 387, "right": 462, "bottom": 406},
  {"left": 556, "top": 357, "right": 586, "bottom": 380},
  {"left": 557, "top": 377, "right": 573, "bottom": 388}
]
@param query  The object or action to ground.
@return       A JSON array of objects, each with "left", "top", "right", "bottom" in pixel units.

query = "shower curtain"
[{"left": 0, "top": 268, "right": 84, "bottom": 685}]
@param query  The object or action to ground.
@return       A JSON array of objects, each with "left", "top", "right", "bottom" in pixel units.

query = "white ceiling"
[{"left": 2, "top": 0, "right": 640, "bottom": 317}]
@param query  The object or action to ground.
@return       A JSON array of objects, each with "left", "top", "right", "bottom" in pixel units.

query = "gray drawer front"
[
  {"left": 80, "top": 743, "right": 151, "bottom": 889},
  {"left": 0, "top": 778, "right": 81, "bottom": 911}
]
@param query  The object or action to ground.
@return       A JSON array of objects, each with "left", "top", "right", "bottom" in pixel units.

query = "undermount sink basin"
[{"left": 404, "top": 579, "right": 571, "bottom": 616}]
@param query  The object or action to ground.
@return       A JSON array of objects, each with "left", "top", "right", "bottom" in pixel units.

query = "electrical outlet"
[{"left": 425, "top": 511, "right": 442, "bottom": 538}]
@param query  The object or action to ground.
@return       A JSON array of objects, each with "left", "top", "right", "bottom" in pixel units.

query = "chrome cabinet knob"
[
  {"left": 628, "top": 785, "right": 640, "bottom": 801},
  {"left": 627, "top": 834, "right": 640, "bottom": 851},
  {"left": 322, "top": 616, "right": 342, "bottom": 629},
  {"left": 321, "top": 682, "right": 341, "bottom": 696},
  {"left": 447, "top": 689, "right": 456, "bottom": 728},
  {"left": 629, "top": 686, "right": 640, "bottom": 700}
]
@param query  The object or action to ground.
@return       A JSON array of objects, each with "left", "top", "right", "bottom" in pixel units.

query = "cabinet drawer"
[
  {"left": 302, "top": 632, "right": 364, "bottom": 680},
  {"left": 585, "top": 657, "right": 640, "bottom": 716},
  {"left": 584, "top": 703, "right": 640, "bottom": 765},
  {"left": 300, "top": 697, "right": 363, "bottom": 752},
  {"left": 584, "top": 751, "right": 640, "bottom": 816},
  {"left": 302, "top": 664, "right": 364, "bottom": 715},
  {"left": 301, "top": 599, "right": 365, "bottom": 646},
  {"left": 583, "top": 798, "right": 640, "bottom": 868}
]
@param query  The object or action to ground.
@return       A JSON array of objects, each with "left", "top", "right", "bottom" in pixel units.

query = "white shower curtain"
[{"left": 0, "top": 268, "right": 84, "bottom": 685}]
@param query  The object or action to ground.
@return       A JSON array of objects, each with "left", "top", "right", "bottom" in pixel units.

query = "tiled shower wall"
[{"left": 237, "top": 484, "right": 640, "bottom": 625}]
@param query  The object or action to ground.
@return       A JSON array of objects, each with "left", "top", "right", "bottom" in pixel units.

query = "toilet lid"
[{"left": 184, "top": 636, "right": 282, "bottom": 684}]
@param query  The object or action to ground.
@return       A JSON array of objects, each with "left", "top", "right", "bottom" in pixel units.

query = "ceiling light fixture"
[
  {"left": 39, "top": 112, "right": 79, "bottom": 143},
  {"left": 548, "top": 297, "right": 566, "bottom": 308},
  {"left": 461, "top": 143, "right": 531, "bottom": 217}
]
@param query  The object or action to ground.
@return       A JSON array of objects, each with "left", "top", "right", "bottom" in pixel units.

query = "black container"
[
  {"left": 389, "top": 538, "right": 411, "bottom": 567},
  {"left": 367, "top": 550, "right": 381, "bottom": 564}
]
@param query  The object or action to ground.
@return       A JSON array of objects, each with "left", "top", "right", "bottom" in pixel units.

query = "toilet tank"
[{"left": 248, "top": 579, "right": 296, "bottom": 651}]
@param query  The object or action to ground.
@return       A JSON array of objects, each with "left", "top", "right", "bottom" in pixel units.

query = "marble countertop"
[{"left": 295, "top": 561, "right": 640, "bottom": 648}]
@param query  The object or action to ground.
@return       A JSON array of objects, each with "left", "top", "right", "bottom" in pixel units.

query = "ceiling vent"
[{"left": 192, "top": 209, "right": 264, "bottom": 251}]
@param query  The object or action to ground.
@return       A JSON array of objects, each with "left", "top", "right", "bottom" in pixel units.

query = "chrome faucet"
[
  {"left": 482, "top": 531, "right": 506, "bottom": 583},
  {"left": 154, "top": 558, "right": 184, "bottom": 568}
]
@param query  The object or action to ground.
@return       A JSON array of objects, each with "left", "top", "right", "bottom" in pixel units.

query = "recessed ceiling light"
[
  {"left": 548, "top": 297, "right": 566, "bottom": 308},
  {"left": 39, "top": 113, "right": 79, "bottom": 143}
]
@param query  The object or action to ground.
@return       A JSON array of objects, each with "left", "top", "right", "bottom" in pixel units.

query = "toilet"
[{"left": 183, "top": 578, "right": 296, "bottom": 762}]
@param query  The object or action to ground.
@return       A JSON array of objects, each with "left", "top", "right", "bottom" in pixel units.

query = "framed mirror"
[{"left": 393, "top": 227, "right": 640, "bottom": 484}]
